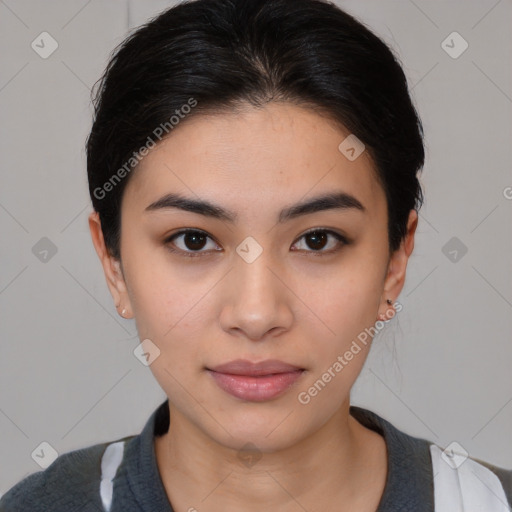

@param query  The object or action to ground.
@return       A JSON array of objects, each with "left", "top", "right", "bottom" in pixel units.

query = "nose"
[{"left": 218, "top": 247, "right": 294, "bottom": 341}]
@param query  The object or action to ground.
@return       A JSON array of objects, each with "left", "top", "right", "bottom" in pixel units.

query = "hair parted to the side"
[{"left": 86, "top": 0, "right": 424, "bottom": 260}]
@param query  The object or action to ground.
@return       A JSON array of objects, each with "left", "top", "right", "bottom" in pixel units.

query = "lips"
[
  {"left": 208, "top": 359, "right": 304, "bottom": 376},
  {"left": 206, "top": 359, "right": 305, "bottom": 401}
]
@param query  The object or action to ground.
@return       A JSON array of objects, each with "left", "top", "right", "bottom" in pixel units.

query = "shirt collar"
[{"left": 124, "top": 400, "right": 434, "bottom": 512}]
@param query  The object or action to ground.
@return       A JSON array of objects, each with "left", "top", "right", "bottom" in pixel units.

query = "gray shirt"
[{"left": 1, "top": 400, "right": 511, "bottom": 511}]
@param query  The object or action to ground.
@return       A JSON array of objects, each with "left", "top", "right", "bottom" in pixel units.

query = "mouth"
[{"left": 206, "top": 359, "right": 306, "bottom": 402}]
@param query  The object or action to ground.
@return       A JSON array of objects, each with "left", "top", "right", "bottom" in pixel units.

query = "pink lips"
[{"left": 207, "top": 359, "right": 305, "bottom": 402}]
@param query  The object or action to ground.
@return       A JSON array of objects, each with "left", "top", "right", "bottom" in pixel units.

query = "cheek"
[
  {"left": 290, "top": 257, "right": 385, "bottom": 402},
  {"left": 293, "top": 274, "right": 380, "bottom": 412},
  {"left": 131, "top": 272, "right": 211, "bottom": 344},
  {"left": 121, "top": 236, "right": 208, "bottom": 335},
  {"left": 128, "top": 266, "right": 209, "bottom": 392},
  {"left": 295, "top": 259, "right": 383, "bottom": 340},
  {"left": 123, "top": 250, "right": 219, "bottom": 385}
]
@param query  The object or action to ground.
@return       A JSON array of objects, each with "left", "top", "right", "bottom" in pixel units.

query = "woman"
[{"left": 1, "top": 0, "right": 510, "bottom": 510}]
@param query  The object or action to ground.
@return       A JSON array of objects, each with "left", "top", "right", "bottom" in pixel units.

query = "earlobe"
[{"left": 88, "top": 211, "right": 133, "bottom": 319}]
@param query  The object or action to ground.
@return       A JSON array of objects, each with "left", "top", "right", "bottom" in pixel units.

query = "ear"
[
  {"left": 377, "top": 209, "right": 418, "bottom": 321},
  {"left": 88, "top": 211, "right": 133, "bottom": 319}
]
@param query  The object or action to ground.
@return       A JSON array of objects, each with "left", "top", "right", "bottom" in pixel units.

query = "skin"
[{"left": 89, "top": 102, "right": 417, "bottom": 512}]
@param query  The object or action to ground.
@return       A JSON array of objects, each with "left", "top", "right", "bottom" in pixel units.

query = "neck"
[{"left": 155, "top": 401, "right": 387, "bottom": 512}]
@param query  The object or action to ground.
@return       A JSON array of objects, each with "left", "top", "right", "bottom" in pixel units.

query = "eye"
[
  {"left": 291, "top": 229, "right": 348, "bottom": 255},
  {"left": 164, "top": 229, "right": 221, "bottom": 258},
  {"left": 164, "top": 228, "right": 349, "bottom": 259}
]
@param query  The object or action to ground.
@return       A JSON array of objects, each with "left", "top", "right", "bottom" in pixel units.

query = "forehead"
[{"left": 123, "top": 102, "right": 386, "bottom": 219}]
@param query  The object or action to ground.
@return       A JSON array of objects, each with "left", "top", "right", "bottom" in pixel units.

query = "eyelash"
[{"left": 163, "top": 228, "right": 349, "bottom": 259}]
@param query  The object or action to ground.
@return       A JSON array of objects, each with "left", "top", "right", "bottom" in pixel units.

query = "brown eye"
[
  {"left": 165, "top": 229, "right": 220, "bottom": 257},
  {"left": 305, "top": 231, "right": 328, "bottom": 250},
  {"left": 292, "top": 229, "right": 348, "bottom": 255},
  {"left": 181, "top": 231, "right": 208, "bottom": 250}
]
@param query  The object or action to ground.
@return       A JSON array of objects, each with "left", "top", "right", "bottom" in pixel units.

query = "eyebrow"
[{"left": 145, "top": 191, "right": 366, "bottom": 223}]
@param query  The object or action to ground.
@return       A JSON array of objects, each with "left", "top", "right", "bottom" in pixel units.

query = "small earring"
[
  {"left": 378, "top": 299, "right": 394, "bottom": 321},
  {"left": 121, "top": 308, "right": 127, "bottom": 317}
]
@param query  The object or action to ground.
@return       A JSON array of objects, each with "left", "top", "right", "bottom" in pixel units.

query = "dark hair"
[{"left": 87, "top": 0, "right": 424, "bottom": 260}]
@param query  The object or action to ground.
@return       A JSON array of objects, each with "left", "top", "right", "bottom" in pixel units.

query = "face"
[{"left": 90, "top": 102, "right": 416, "bottom": 453}]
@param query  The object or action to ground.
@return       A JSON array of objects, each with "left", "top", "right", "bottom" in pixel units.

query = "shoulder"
[
  {"left": 429, "top": 443, "right": 512, "bottom": 510},
  {"left": 350, "top": 406, "right": 512, "bottom": 510},
  {"left": 0, "top": 436, "right": 135, "bottom": 512},
  {"left": 480, "top": 459, "right": 512, "bottom": 495}
]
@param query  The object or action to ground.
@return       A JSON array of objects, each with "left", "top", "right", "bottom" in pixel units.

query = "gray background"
[{"left": 1, "top": 0, "right": 511, "bottom": 494}]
